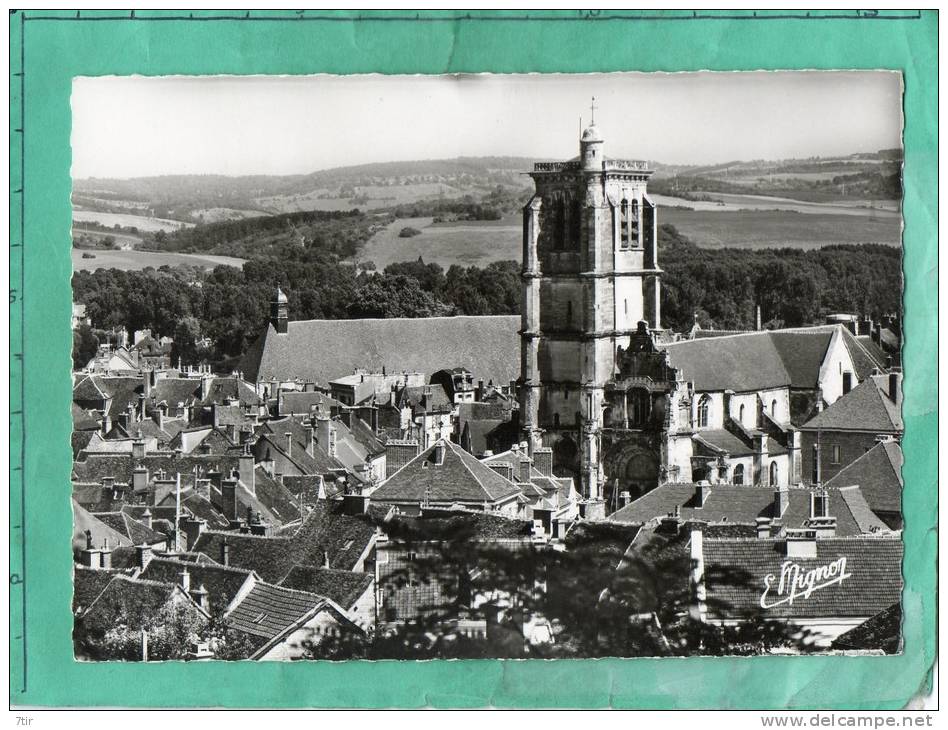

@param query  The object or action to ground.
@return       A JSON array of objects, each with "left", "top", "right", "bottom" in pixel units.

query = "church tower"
[
  {"left": 270, "top": 287, "right": 289, "bottom": 334},
  {"left": 520, "top": 107, "right": 661, "bottom": 518}
]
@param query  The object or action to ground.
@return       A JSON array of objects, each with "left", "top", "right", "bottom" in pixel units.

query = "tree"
[{"left": 72, "top": 324, "right": 99, "bottom": 369}]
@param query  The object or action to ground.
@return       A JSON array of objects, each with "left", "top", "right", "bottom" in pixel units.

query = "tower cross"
[{"left": 590, "top": 96, "right": 597, "bottom": 125}]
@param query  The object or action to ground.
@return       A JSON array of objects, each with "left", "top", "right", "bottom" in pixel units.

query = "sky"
[{"left": 72, "top": 72, "right": 902, "bottom": 179}]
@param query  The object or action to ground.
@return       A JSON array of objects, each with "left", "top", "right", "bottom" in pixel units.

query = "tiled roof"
[
  {"left": 149, "top": 378, "right": 201, "bottom": 408},
  {"left": 225, "top": 581, "right": 324, "bottom": 640},
  {"left": 824, "top": 440, "right": 903, "bottom": 515},
  {"left": 80, "top": 575, "right": 208, "bottom": 633},
  {"left": 702, "top": 535, "right": 903, "bottom": 618},
  {"left": 241, "top": 315, "right": 520, "bottom": 387},
  {"left": 397, "top": 384, "right": 454, "bottom": 415},
  {"left": 192, "top": 530, "right": 320, "bottom": 584},
  {"left": 72, "top": 403, "right": 101, "bottom": 431},
  {"left": 73, "top": 452, "right": 241, "bottom": 488},
  {"left": 295, "top": 499, "right": 379, "bottom": 571},
  {"left": 801, "top": 374, "right": 902, "bottom": 433},
  {"left": 140, "top": 557, "right": 255, "bottom": 615},
  {"left": 91, "top": 511, "right": 167, "bottom": 546},
  {"left": 831, "top": 603, "right": 901, "bottom": 653},
  {"left": 694, "top": 429, "right": 756, "bottom": 457},
  {"left": 73, "top": 566, "right": 125, "bottom": 615},
  {"left": 565, "top": 521, "right": 642, "bottom": 565},
  {"left": 199, "top": 377, "right": 262, "bottom": 408},
  {"left": 280, "top": 566, "right": 374, "bottom": 610},
  {"left": 278, "top": 391, "right": 342, "bottom": 416},
  {"left": 384, "top": 510, "right": 533, "bottom": 541},
  {"left": 608, "top": 483, "right": 888, "bottom": 536},
  {"left": 371, "top": 439, "right": 521, "bottom": 505},
  {"left": 661, "top": 326, "right": 853, "bottom": 392},
  {"left": 73, "top": 501, "right": 134, "bottom": 552}
]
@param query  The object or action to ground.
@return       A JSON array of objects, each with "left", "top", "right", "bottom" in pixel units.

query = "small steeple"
[
  {"left": 270, "top": 286, "right": 289, "bottom": 334},
  {"left": 580, "top": 98, "right": 604, "bottom": 169}
]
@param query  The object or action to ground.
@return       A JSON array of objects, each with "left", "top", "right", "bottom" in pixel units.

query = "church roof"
[
  {"left": 801, "top": 374, "right": 902, "bottom": 433},
  {"left": 241, "top": 315, "right": 520, "bottom": 388}
]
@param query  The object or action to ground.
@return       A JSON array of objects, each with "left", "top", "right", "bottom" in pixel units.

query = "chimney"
[
  {"left": 100, "top": 538, "right": 113, "bottom": 569},
  {"left": 221, "top": 476, "right": 239, "bottom": 524},
  {"left": 132, "top": 467, "right": 148, "bottom": 492},
  {"left": 689, "top": 530, "right": 707, "bottom": 622},
  {"left": 518, "top": 456, "right": 531, "bottom": 484},
  {"left": 212, "top": 403, "right": 220, "bottom": 428},
  {"left": 200, "top": 374, "right": 212, "bottom": 402},
  {"left": 136, "top": 544, "right": 154, "bottom": 570},
  {"left": 238, "top": 448, "right": 255, "bottom": 496},
  {"left": 142, "top": 507, "right": 152, "bottom": 529},
  {"left": 619, "top": 490, "right": 631, "bottom": 509},
  {"left": 208, "top": 470, "right": 223, "bottom": 496},
  {"left": 305, "top": 426, "right": 315, "bottom": 456},
  {"left": 132, "top": 434, "right": 146, "bottom": 459},
  {"left": 342, "top": 492, "right": 370, "bottom": 516},
  {"left": 774, "top": 486, "right": 790, "bottom": 518},
  {"left": 695, "top": 482, "right": 711, "bottom": 508},
  {"left": 785, "top": 528, "right": 818, "bottom": 559},
  {"left": 755, "top": 517, "right": 771, "bottom": 539},
  {"left": 102, "top": 476, "right": 115, "bottom": 491},
  {"left": 888, "top": 372, "right": 899, "bottom": 403},
  {"left": 190, "top": 583, "right": 209, "bottom": 611},
  {"left": 284, "top": 432, "right": 293, "bottom": 458},
  {"left": 182, "top": 517, "right": 206, "bottom": 550},
  {"left": 179, "top": 567, "right": 191, "bottom": 593},
  {"left": 221, "top": 540, "right": 230, "bottom": 566},
  {"left": 316, "top": 416, "right": 331, "bottom": 454},
  {"left": 79, "top": 531, "right": 101, "bottom": 569},
  {"left": 533, "top": 448, "right": 553, "bottom": 477}
]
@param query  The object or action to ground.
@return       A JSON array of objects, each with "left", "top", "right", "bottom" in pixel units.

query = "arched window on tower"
[
  {"left": 696, "top": 394, "right": 711, "bottom": 429},
  {"left": 552, "top": 198, "right": 566, "bottom": 251},
  {"left": 769, "top": 461, "right": 779, "bottom": 486},
  {"left": 629, "top": 199, "right": 639, "bottom": 246},
  {"left": 733, "top": 463, "right": 745, "bottom": 485}
]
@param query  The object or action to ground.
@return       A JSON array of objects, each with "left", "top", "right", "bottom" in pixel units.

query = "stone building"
[{"left": 519, "top": 117, "right": 661, "bottom": 518}]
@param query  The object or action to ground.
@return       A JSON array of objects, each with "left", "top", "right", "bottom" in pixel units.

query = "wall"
[
  {"left": 818, "top": 329, "right": 860, "bottom": 406},
  {"left": 800, "top": 429, "right": 893, "bottom": 483}
]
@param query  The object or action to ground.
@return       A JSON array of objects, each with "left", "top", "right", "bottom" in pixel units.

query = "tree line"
[{"left": 72, "top": 223, "right": 901, "bottom": 370}]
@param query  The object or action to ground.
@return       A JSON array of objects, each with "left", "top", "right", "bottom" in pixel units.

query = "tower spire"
[{"left": 590, "top": 96, "right": 597, "bottom": 125}]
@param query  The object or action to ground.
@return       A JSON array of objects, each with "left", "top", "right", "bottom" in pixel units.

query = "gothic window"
[
  {"left": 629, "top": 389, "right": 650, "bottom": 427},
  {"left": 552, "top": 198, "right": 566, "bottom": 251},
  {"left": 738, "top": 403, "right": 746, "bottom": 425},
  {"left": 771, "top": 399, "right": 778, "bottom": 420},
  {"left": 733, "top": 463, "right": 745, "bottom": 485},
  {"left": 769, "top": 461, "right": 779, "bottom": 486},
  {"left": 619, "top": 199, "right": 630, "bottom": 249},
  {"left": 696, "top": 394, "right": 711, "bottom": 429},
  {"left": 629, "top": 199, "right": 639, "bottom": 246}
]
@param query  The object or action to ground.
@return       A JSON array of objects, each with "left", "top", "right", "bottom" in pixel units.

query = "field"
[
  {"left": 72, "top": 227, "right": 144, "bottom": 248},
  {"left": 72, "top": 210, "right": 194, "bottom": 233},
  {"left": 660, "top": 209, "right": 901, "bottom": 249},
  {"left": 73, "top": 248, "right": 245, "bottom": 272},
  {"left": 255, "top": 183, "right": 464, "bottom": 215},
  {"left": 191, "top": 207, "right": 270, "bottom": 223},
  {"left": 652, "top": 192, "right": 900, "bottom": 216},
  {"left": 356, "top": 216, "right": 521, "bottom": 269}
]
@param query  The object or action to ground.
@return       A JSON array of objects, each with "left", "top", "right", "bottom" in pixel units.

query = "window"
[
  {"left": 769, "top": 461, "right": 779, "bottom": 486},
  {"left": 842, "top": 371, "right": 853, "bottom": 395},
  {"left": 629, "top": 389, "right": 650, "bottom": 427},
  {"left": 831, "top": 445, "right": 841, "bottom": 464},
  {"left": 812, "top": 445, "right": 820, "bottom": 484},
  {"left": 771, "top": 399, "right": 778, "bottom": 420},
  {"left": 566, "top": 300, "right": 573, "bottom": 328},
  {"left": 812, "top": 490, "right": 829, "bottom": 519},
  {"left": 619, "top": 199, "right": 630, "bottom": 248},
  {"left": 733, "top": 464, "right": 744, "bottom": 486},
  {"left": 696, "top": 395, "right": 711, "bottom": 429},
  {"left": 738, "top": 403, "right": 746, "bottom": 424}
]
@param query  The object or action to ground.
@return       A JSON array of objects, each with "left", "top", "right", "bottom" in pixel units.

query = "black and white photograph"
[{"left": 69, "top": 72, "right": 904, "bottom": 661}]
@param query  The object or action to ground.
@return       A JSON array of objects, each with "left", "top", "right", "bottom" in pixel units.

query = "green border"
[{"left": 9, "top": 9, "right": 936, "bottom": 709}]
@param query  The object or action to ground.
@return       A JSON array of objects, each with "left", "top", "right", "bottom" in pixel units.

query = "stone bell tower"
[{"left": 519, "top": 106, "right": 661, "bottom": 518}]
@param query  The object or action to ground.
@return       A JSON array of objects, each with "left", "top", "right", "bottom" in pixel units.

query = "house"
[
  {"left": 277, "top": 389, "right": 342, "bottom": 417},
  {"left": 456, "top": 400, "right": 519, "bottom": 458},
  {"left": 330, "top": 370, "right": 425, "bottom": 407},
  {"left": 430, "top": 367, "right": 477, "bottom": 404},
  {"left": 800, "top": 372, "right": 903, "bottom": 484},
  {"left": 369, "top": 439, "right": 523, "bottom": 517},
  {"left": 72, "top": 302, "right": 91, "bottom": 330},
  {"left": 692, "top": 531, "right": 903, "bottom": 647},
  {"left": 378, "top": 383, "right": 456, "bottom": 449},
  {"left": 481, "top": 446, "right": 579, "bottom": 528},
  {"left": 608, "top": 482, "right": 890, "bottom": 538},
  {"left": 823, "top": 439, "right": 903, "bottom": 529},
  {"left": 375, "top": 510, "right": 535, "bottom": 628},
  {"left": 224, "top": 581, "right": 362, "bottom": 660},
  {"left": 280, "top": 566, "right": 375, "bottom": 630},
  {"left": 240, "top": 288, "right": 520, "bottom": 389},
  {"left": 139, "top": 557, "right": 258, "bottom": 616}
]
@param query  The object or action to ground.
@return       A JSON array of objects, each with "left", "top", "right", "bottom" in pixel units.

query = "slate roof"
[
  {"left": 280, "top": 566, "right": 374, "bottom": 610},
  {"left": 198, "top": 377, "right": 262, "bottom": 408},
  {"left": 225, "top": 581, "right": 325, "bottom": 640},
  {"left": 608, "top": 483, "right": 889, "bottom": 536},
  {"left": 73, "top": 501, "right": 134, "bottom": 553},
  {"left": 694, "top": 429, "right": 757, "bottom": 457},
  {"left": 371, "top": 439, "right": 522, "bottom": 505},
  {"left": 397, "top": 384, "right": 454, "bottom": 415},
  {"left": 192, "top": 530, "right": 321, "bottom": 584},
  {"left": 661, "top": 326, "right": 869, "bottom": 393},
  {"left": 831, "top": 603, "right": 902, "bottom": 653},
  {"left": 140, "top": 557, "right": 255, "bottom": 615},
  {"left": 295, "top": 499, "right": 380, "bottom": 570},
  {"left": 824, "top": 440, "right": 903, "bottom": 516},
  {"left": 383, "top": 510, "right": 534, "bottom": 542},
  {"left": 72, "top": 452, "right": 241, "bottom": 488},
  {"left": 74, "top": 375, "right": 143, "bottom": 417},
  {"left": 72, "top": 403, "right": 101, "bottom": 431},
  {"left": 801, "top": 374, "right": 903, "bottom": 433},
  {"left": 702, "top": 535, "right": 903, "bottom": 619},
  {"left": 241, "top": 315, "right": 520, "bottom": 387}
]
